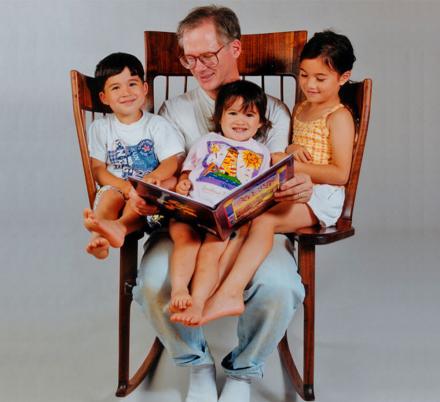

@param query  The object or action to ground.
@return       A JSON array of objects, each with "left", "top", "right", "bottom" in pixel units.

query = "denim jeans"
[{"left": 132, "top": 231, "right": 305, "bottom": 379}]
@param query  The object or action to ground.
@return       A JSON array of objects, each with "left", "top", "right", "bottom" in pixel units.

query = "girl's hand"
[
  {"left": 176, "top": 179, "right": 192, "bottom": 196},
  {"left": 271, "top": 152, "right": 288, "bottom": 165},
  {"left": 127, "top": 188, "right": 158, "bottom": 216},
  {"left": 274, "top": 172, "right": 313, "bottom": 203},
  {"left": 286, "top": 144, "right": 312, "bottom": 163}
]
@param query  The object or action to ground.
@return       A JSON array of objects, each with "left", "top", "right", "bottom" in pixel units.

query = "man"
[{"left": 133, "top": 5, "right": 313, "bottom": 402}]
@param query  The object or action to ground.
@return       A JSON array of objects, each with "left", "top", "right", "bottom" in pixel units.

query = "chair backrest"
[
  {"left": 144, "top": 31, "right": 307, "bottom": 112},
  {"left": 339, "top": 79, "right": 372, "bottom": 224},
  {"left": 70, "top": 70, "right": 111, "bottom": 207}
]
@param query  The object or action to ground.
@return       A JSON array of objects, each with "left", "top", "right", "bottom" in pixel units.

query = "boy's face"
[
  {"left": 220, "top": 97, "right": 262, "bottom": 142},
  {"left": 99, "top": 67, "right": 148, "bottom": 124}
]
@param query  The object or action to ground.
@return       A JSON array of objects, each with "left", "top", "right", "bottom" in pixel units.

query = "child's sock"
[
  {"left": 185, "top": 364, "right": 218, "bottom": 402},
  {"left": 218, "top": 376, "right": 251, "bottom": 402}
]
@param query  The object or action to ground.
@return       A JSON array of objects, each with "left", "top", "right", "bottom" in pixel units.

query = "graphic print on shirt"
[
  {"left": 107, "top": 139, "right": 159, "bottom": 179},
  {"left": 197, "top": 140, "right": 264, "bottom": 190}
]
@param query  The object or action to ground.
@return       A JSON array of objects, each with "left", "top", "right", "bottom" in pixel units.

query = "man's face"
[{"left": 181, "top": 21, "right": 241, "bottom": 99}]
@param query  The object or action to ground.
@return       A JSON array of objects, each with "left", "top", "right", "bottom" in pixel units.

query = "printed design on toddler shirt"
[
  {"left": 197, "top": 140, "right": 263, "bottom": 190},
  {"left": 107, "top": 138, "right": 159, "bottom": 179}
]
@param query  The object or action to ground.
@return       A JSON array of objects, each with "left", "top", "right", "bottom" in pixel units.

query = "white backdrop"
[{"left": 1, "top": 1, "right": 439, "bottom": 402}]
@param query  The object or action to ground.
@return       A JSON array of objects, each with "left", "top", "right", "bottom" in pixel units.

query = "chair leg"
[
  {"left": 116, "top": 233, "right": 164, "bottom": 397},
  {"left": 299, "top": 243, "right": 315, "bottom": 401},
  {"left": 278, "top": 242, "right": 315, "bottom": 401}
]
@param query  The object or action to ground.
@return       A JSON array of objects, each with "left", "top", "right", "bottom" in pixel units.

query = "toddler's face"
[
  {"left": 220, "top": 97, "right": 262, "bottom": 142},
  {"left": 99, "top": 67, "right": 147, "bottom": 124}
]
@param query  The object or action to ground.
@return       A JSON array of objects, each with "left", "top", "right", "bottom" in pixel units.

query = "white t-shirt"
[
  {"left": 182, "top": 132, "right": 271, "bottom": 206},
  {"left": 159, "top": 86, "right": 290, "bottom": 153},
  {"left": 88, "top": 112, "right": 185, "bottom": 180}
]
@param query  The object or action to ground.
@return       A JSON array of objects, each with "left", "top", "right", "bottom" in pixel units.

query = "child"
[
  {"left": 199, "top": 30, "right": 356, "bottom": 325},
  {"left": 168, "top": 80, "right": 272, "bottom": 325},
  {"left": 83, "top": 52, "right": 185, "bottom": 259}
]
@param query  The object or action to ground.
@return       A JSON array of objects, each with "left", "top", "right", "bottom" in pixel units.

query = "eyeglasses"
[{"left": 179, "top": 45, "right": 225, "bottom": 69}]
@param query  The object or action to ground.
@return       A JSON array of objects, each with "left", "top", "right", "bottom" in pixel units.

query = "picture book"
[{"left": 129, "top": 155, "right": 294, "bottom": 240}]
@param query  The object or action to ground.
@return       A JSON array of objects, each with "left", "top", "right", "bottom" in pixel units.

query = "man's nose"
[{"left": 193, "top": 59, "right": 207, "bottom": 73}]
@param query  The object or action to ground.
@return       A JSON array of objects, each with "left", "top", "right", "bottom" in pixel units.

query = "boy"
[{"left": 83, "top": 52, "right": 185, "bottom": 259}]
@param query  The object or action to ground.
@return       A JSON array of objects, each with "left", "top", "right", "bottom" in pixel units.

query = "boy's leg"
[
  {"left": 168, "top": 221, "right": 201, "bottom": 312},
  {"left": 85, "top": 190, "right": 145, "bottom": 249},
  {"left": 201, "top": 202, "right": 316, "bottom": 324},
  {"left": 171, "top": 234, "right": 229, "bottom": 326},
  {"left": 84, "top": 186, "right": 126, "bottom": 258}
]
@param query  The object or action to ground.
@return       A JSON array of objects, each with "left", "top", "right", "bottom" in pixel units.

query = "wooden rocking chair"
[{"left": 71, "top": 29, "right": 371, "bottom": 400}]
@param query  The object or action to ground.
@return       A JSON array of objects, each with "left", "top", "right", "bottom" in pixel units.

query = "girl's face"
[
  {"left": 220, "top": 97, "right": 262, "bottom": 142},
  {"left": 299, "top": 57, "right": 350, "bottom": 105}
]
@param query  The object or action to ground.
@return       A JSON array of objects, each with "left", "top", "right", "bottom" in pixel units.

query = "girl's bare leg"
[
  {"left": 168, "top": 221, "right": 201, "bottom": 312},
  {"left": 201, "top": 202, "right": 317, "bottom": 325},
  {"left": 170, "top": 234, "right": 229, "bottom": 326}
]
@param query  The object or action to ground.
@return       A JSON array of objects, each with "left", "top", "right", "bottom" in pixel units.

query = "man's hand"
[
  {"left": 274, "top": 172, "right": 313, "bottom": 203},
  {"left": 176, "top": 179, "right": 192, "bottom": 196},
  {"left": 127, "top": 187, "right": 159, "bottom": 216},
  {"left": 286, "top": 144, "right": 312, "bottom": 163}
]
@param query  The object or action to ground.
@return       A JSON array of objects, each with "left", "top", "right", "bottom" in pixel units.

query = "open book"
[{"left": 129, "top": 155, "right": 294, "bottom": 240}]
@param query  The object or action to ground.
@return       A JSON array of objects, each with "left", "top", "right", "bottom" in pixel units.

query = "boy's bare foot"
[
  {"left": 86, "top": 237, "right": 110, "bottom": 259},
  {"left": 83, "top": 208, "right": 126, "bottom": 248},
  {"left": 199, "top": 291, "right": 245, "bottom": 325},
  {"left": 169, "top": 290, "right": 192, "bottom": 313},
  {"left": 170, "top": 303, "right": 203, "bottom": 326}
]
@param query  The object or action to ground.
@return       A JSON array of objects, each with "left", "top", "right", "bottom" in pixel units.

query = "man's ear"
[
  {"left": 339, "top": 70, "right": 351, "bottom": 86},
  {"left": 230, "top": 39, "right": 242, "bottom": 59},
  {"left": 143, "top": 82, "right": 148, "bottom": 94},
  {"left": 99, "top": 91, "right": 109, "bottom": 105}
]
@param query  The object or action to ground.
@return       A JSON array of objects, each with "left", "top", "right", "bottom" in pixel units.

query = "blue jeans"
[{"left": 132, "top": 231, "right": 305, "bottom": 378}]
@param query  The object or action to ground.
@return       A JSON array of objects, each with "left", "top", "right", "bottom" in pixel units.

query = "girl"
[
  {"left": 169, "top": 79, "right": 272, "bottom": 325},
  {"left": 199, "top": 30, "right": 356, "bottom": 325}
]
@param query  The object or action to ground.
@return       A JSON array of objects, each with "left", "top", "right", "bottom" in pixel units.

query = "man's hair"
[
  {"left": 177, "top": 5, "right": 241, "bottom": 47},
  {"left": 94, "top": 52, "right": 145, "bottom": 92},
  {"left": 213, "top": 80, "right": 271, "bottom": 142}
]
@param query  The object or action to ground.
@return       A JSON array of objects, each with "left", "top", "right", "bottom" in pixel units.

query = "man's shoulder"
[
  {"left": 266, "top": 94, "right": 290, "bottom": 114},
  {"left": 161, "top": 87, "right": 201, "bottom": 110}
]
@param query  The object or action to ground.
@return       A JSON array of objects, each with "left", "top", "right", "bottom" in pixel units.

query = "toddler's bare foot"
[
  {"left": 170, "top": 303, "right": 203, "bottom": 326},
  {"left": 169, "top": 290, "right": 192, "bottom": 313},
  {"left": 199, "top": 291, "right": 245, "bottom": 325},
  {"left": 86, "top": 237, "right": 110, "bottom": 259},
  {"left": 83, "top": 208, "right": 125, "bottom": 248}
]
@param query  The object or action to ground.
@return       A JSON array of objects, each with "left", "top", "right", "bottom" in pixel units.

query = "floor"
[{"left": 1, "top": 228, "right": 439, "bottom": 402}]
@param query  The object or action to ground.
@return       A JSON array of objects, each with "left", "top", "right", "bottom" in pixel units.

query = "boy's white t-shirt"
[
  {"left": 182, "top": 132, "right": 271, "bottom": 206},
  {"left": 88, "top": 112, "right": 185, "bottom": 180}
]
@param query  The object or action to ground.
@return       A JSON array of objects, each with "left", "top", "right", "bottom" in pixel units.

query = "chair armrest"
[{"left": 287, "top": 219, "right": 354, "bottom": 246}]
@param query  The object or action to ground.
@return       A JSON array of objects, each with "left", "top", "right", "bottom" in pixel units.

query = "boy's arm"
[
  {"left": 91, "top": 158, "right": 132, "bottom": 198},
  {"left": 143, "top": 153, "right": 184, "bottom": 185}
]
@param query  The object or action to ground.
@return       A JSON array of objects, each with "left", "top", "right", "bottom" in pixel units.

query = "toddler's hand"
[
  {"left": 271, "top": 152, "right": 288, "bottom": 165},
  {"left": 286, "top": 144, "right": 312, "bottom": 163},
  {"left": 176, "top": 179, "right": 192, "bottom": 196}
]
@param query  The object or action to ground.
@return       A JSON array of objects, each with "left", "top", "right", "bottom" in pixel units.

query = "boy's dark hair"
[
  {"left": 94, "top": 52, "right": 145, "bottom": 92},
  {"left": 300, "top": 30, "right": 356, "bottom": 74},
  {"left": 301, "top": 30, "right": 358, "bottom": 118},
  {"left": 213, "top": 80, "right": 271, "bottom": 142},
  {"left": 177, "top": 5, "right": 241, "bottom": 47}
]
